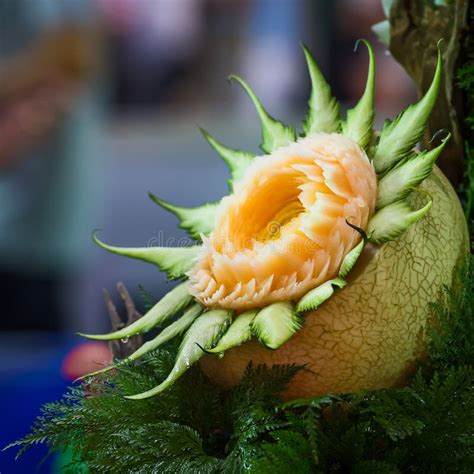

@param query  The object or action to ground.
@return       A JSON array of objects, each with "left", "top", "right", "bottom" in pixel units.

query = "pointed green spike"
[
  {"left": 339, "top": 239, "right": 365, "bottom": 279},
  {"left": 372, "top": 20, "right": 390, "bottom": 46},
  {"left": 381, "top": 0, "right": 395, "bottom": 17},
  {"left": 342, "top": 39, "right": 376, "bottom": 149},
  {"left": 148, "top": 193, "right": 218, "bottom": 240},
  {"left": 200, "top": 128, "right": 254, "bottom": 190},
  {"left": 296, "top": 278, "right": 346, "bottom": 312},
  {"left": 302, "top": 44, "right": 340, "bottom": 135},
  {"left": 78, "top": 304, "right": 203, "bottom": 380},
  {"left": 93, "top": 233, "right": 201, "bottom": 279},
  {"left": 126, "top": 309, "right": 233, "bottom": 399},
  {"left": 78, "top": 281, "right": 192, "bottom": 340},
  {"left": 252, "top": 302, "right": 301, "bottom": 350},
  {"left": 229, "top": 74, "right": 296, "bottom": 153},
  {"left": 373, "top": 44, "right": 443, "bottom": 173},
  {"left": 376, "top": 133, "right": 450, "bottom": 209},
  {"left": 208, "top": 309, "right": 258, "bottom": 353},
  {"left": 367, "top": 195, "right": 433, "bottom": 244}
]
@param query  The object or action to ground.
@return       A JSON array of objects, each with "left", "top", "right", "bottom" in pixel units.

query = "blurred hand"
[
  {"left": 0, "top": 79, "right": 77, "bottom": 170},
  {"left": 0, "top": 24, "right": 99, "bottom": 171}
]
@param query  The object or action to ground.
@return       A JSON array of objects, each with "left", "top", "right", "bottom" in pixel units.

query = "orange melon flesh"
[
  {"left": 189, "top": 133, "right": 377, "bottom": 309},
  {"left": 200, "top": 167, "right": 469, "bottom": 399}
]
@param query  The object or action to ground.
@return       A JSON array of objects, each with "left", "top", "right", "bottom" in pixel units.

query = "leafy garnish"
[{"left": 7, "top": 257, "right": 474, "bottom": 473}]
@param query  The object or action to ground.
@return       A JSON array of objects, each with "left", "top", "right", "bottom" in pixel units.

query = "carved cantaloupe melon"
[
  {"left": 201, "top": 168, "right": 468, "bottom": 398},
  {"left": 81, "top": 41, "right": 469, "bottom": 401}
]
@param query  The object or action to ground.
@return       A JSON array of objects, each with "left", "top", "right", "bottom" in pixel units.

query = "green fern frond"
[{"left": 7, "top": 256, "right": 474, "bottom": 473}]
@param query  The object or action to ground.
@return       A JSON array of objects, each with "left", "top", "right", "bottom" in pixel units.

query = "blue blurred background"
[{"left": 0, "top": 0, "right": 415, "bottom": 472}]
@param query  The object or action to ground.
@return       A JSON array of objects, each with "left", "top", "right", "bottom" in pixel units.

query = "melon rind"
[{"left": 200, "top": 167, "right": 469, "bottom": 399}]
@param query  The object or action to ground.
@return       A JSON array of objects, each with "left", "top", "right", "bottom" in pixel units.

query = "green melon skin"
[{"left": 201, "top": 167, "right": 469, "bottom": 399}]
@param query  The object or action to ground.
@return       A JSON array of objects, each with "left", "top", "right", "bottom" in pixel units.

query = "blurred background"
[{"left": 0, "top": 0, "right": 416, "bottom": 471}]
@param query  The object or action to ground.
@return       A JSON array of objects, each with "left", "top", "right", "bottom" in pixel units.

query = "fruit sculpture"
[{"left": 80, "top": 40, "right": 468, "bottom": 400}]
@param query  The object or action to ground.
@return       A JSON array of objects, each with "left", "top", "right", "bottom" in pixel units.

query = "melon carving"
[{"left": 79, "top": 40, "right": 469, "bottom": 400}]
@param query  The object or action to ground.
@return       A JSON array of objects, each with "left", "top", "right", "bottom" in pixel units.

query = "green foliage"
[
  {"left": 138, "top": 284, "right": 155, "bottom": 312},
  {"left": 428, "top": 256, "right": 474, "bottom": 370},
  {"left": 463, "top": 144, "right": 474, "bottom": 233},
  {"left": 7, "top": 257, "right": 474, "bottom": 473},
  {"left": 457, "top": 2, "right": 474, "bottom": 233},
  {"left": 458, "top": 63, "right": 474, "bottom": 134},
  {"left": 457, "top": 1, "right": 474, "bottom": 137}
]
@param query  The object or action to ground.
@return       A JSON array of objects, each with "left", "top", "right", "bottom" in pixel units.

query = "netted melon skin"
[{"left": 200, "top": 167, "right": 469, "bottom": 399}]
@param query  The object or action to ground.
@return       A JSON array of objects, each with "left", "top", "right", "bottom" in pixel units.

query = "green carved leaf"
[
  {"left": 302, "top": 44, "right": 340, "bottom": 135},
  {"left": 149, "top": 193, "right": 218, "bottom": 240},
  {"left": 229, "top": 74, "right": 296, "bottom": 153}
]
